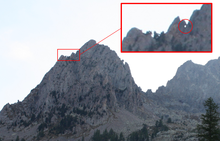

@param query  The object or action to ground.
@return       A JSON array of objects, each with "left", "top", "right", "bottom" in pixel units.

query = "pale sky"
[{"left": 0, "top": 0, "right": 218, "bottom": 110}]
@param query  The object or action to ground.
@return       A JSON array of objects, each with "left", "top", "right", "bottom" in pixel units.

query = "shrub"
[
  {"left": 31, "top": 114, "right": 36, "bottom": 122},
  {"left": 172, "top": 43, "right": 186, "bottom": 51},
  {"left": 127, "top": 124, "right": 149, "bottom": 141},
  {"left": 37, "top": 122, "right": 47, "bottom": 132},
  {"left": 37, "top": 130, "right": 44, "bottom": 139},
  {"left": 167, "top": 118, "right": 172, "bottom": 123},
  {"left": 50, "top": 115, "right": 77, "bottom": 135}
]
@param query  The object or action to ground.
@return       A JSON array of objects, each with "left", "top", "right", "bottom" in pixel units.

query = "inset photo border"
[{"left": 120, "top": 3, "right": 213, "bottom": 53}]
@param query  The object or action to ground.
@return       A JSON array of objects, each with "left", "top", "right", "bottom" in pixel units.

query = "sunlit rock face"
[
  {"left": 0, "top": 39, "right": 148, "bottom": 140},
  {"left": 122, "top": 4, "right": 211, "bottom": 51},
  {"left": 147, "top": 57, "right": 220, "bottom": 113}
]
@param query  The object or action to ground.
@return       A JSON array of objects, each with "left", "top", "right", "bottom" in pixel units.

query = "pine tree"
[
  {"left": 119, "top": 132, "right": 125, "bottom": 141},
  {"left": 91, "top": 130, "right": 101, "bottom": 141},
  {"left": 158, "top": 119, "right": 163, "bottom": 127},
  {"left": 197, "top": 97, "right": 220, "bottom": 140},
  {"left": 167, "top": 118, "right": 172, "bottom": 123},
  {"left": 15, "top": 136, "right": 19, "bottom": 141}
]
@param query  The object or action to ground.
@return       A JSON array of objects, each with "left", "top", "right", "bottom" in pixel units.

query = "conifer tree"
[
  {"left": 197, "top": 97, "right": 220, "bottom": 140},
  {"left": 119, "top": 132, "right": 125, "bottom": 141},
  {"left": 15, "top": 136, "right": 19, "bottom": 141}
]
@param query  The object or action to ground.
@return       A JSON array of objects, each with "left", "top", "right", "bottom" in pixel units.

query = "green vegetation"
[
  {"left": 57, "top": 103, "right": 68, "bottom": 117},
  {"left": 73, "top": 107, "right": 87, "bottom": 116},
  {"left": 37, "top": 122, "right": 47, "bottom": 132},
  {"left": 91, "top": 128, "right": 124, "bottom": 141},
  {"left": 15, "top": 136, "right": 19, "bottom": 141},
  {"left": 151, "top": 117, "right": 169, "bottom": 139},
  {"left": 145, "top": 31, "right": 152, "bottom": 35},
  {"left": 91, "top": 125, "right": 150, "bottom": 141},
  {"left": 50, "top": 91, "right": 58, "bottom": 103},
  {"left": 153, "top": 31, "right": 159, "bottom": 40},
  {"left": 149, "top": 31, "right": 167, "bottom": 51},
  {"left": 197, "top": 97, "right": 220, "bottom": 140},
  {"left": 154, "top": 31, "right": 165, "bottom": 43},
  {"left": 31, "top": 113, "right": 36, "bottom": 122},
  {"left": 19, "top": 119, "right": 31, "bottom": 127},
  {"left": 45, "top": 112, "right": 53, "bottom": 124},
  {"left": 127, "top": 124, "right": 149, "bottom": 141},
  {"left": 167, "top": 117, "right": 172, "bottom": 123},
  {"left": 37, "top": 130, "right": 45, "bottom": 140},
  {"left": 50, "top": 115, "right": 78, "bottom": 134},
  {"left": 172, "top": 43, "right": 186, "bottom": 51}
]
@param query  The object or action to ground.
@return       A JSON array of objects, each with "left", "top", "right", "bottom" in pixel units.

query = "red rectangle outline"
[
  {"left": 120, "top": 3, "right": 213, "bottom": 53},
  {"left": 57, "top": 49, "right": 80, "bottom": 61}
]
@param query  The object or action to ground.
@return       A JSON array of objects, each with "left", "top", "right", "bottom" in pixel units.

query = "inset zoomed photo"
[{"left": 121, "top": 3, "right": 212, "bottom": 52}]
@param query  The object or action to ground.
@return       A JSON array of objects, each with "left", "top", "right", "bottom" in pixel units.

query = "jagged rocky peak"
[
  {"left": 0, "top": 39, "right": 147, "bottom": 140},
  {"left": 58, "top": 39, "right": 97, "bottom": 61},
  {"left": 122, "top": 4, "right": 211, "bottom": 51},
  {"left": 80, "top": 39, "right": 96, "bottom": 53},
  {"left": 167, "top": 16, "right": 180, "bottom": 33},
  {"left": 147, "top": 57, "right": 220, "bottom": 113},
  {"left": 175, "top": 60, "right": 195, "bottom": 72},
  {"left": 126, "top": 27, "right": 143, "bottom": 38},
  {"left": 122, "top": 27, "right": 155, "bottom": 51}
]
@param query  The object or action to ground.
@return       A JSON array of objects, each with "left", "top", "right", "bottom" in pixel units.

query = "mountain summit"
[
  {"left": 147, "top": 57, "right": 220, "bottom": 113},
  {"left": 122, "top": 4, "right": 211, "bottom": 51},
  {"left": 0, "top": 40, "right": 220, "bottom": 140},
  {"left": 0, "top": 40, "right": 148, "bottom": 141}
]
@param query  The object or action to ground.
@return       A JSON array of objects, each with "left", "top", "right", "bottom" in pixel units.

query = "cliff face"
[
  {"left": 0, "top": 5, "right": 216, "bottom": 138},
  {"left": 122, "top": 4, "right": 211, "bottom": 51},
  {"left": 0, "top": 40, "right": 149, "bottom": 141},
  {"left": 147, "top": 57, "right": 220, "bottom": 113},
  {"left": 0, "top": 40, "right": 219, "bottom": 140}
]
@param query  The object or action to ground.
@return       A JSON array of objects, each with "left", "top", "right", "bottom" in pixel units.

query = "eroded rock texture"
[{"left": 122, "top": 4, "right": 211, "bottom": 51}]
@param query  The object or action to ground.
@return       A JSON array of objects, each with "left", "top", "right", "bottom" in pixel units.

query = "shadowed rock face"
[
  {"left": 0, "top": 38, "right": 218, "bottom": 140},
  {"left": 122, "top": 4, "right": 211, "bottom": 51},
  {"left": 0, "top": 40, "right": 148, "bottom": 140},
  {"left": 147, "top": 57, "right": 220, "bottom": 113}
]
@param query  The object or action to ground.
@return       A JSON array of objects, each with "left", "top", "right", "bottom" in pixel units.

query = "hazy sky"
[{"left": 0, "top": 0, "right": 218, "bottom": 110}]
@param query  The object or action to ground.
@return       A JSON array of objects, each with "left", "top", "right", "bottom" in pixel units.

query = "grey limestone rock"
[
  {"left": 122, "top": 4, "right": 211, "bottom": 51},
  {"left": 0, "top": 40, "right": 148, "bottom": 141},
  {"left": 122, "top": 27, "right": 156, "bottom": 51},
  {"left": 147, "top": 57, "right": 220, "bottom": 113}
]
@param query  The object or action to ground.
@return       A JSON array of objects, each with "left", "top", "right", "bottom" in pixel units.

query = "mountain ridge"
[
  {"left": 122, "top": 4, "right": 211, "bottom": 51},
  {"left": 0, "top": 4, "right": 216, "bottom": 141},
  {"left": 0, "top": 41, "right": 219, "bottom": 140},
  {"left": 147, "top": 57, "right": 220, "bottom": 113},
  {"left": 0, "top": 40, "right": 151, "bottom": 141}
]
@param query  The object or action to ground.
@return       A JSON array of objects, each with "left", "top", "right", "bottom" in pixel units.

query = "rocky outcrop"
[
  {"left": 122, "top": 28, "right": 156, "bottom": 51},
  {"left": 0, "top": 28, "right": 216, "bottom": 140},
  {"left": 0, "top": 40, "right": 149, "bottom": 141},
  {"left": 122, "top": 4, "right": 211, "bottom": 51},
  {"left": 146, "top": 57, "right": 220, "bottom": 113},
  {"left": 0, "top": 39, "right": 217, "bottom": 140}
]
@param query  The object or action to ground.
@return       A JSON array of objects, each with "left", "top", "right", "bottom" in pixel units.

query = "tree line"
[{"left": 90, "top": 97, "right": 220, "bottom": 141}]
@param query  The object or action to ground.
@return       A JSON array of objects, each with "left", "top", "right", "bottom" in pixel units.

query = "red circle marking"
[{"left": 178, "top": 19, "right": 193, "bottom": 34}]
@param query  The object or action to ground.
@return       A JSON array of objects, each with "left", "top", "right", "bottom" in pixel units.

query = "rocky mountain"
[
  {"left": 0, "top": 18, "right": 217, "bottom": 141},
  {"left": 146, "top": 57, "right": 220, "bottom": 114},
  {"left": 0, "top": 39, "right": 219, "bottom": 140},
  {"left": 122, "top": 4, "right": 211, "bottom": 51},
  {"left": 0, "top": 40, "right": 154, "bottom": 141}
]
